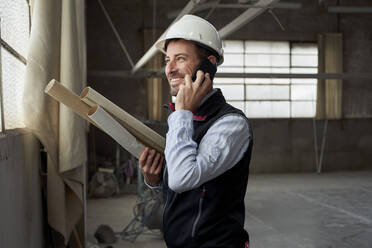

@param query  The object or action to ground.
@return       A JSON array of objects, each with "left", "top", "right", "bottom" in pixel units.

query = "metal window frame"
[
  {"left": 216, "top": 39, "right": 318, "bottom": 118},
  {"left": 0, "top": 0, "right": 30, "bottom": 132},
  {"left": 0, "top": 18, "right": 5, "bottom": 132}
]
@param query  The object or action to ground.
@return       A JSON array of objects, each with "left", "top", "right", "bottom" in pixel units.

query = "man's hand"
[
  {"left": 175, "top": 70, "right": 213, "bottom": 113},
  {"left": 139, "top": 147, "right": 164, "bottom": 187}
]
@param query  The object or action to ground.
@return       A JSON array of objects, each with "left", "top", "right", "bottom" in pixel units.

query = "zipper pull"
[{"left": 201, "top": 187, "right": 206, "bottom": 198}]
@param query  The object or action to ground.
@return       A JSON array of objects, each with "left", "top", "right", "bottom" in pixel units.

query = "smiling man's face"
[{"left": 165, "top": 39, "right": 201, "bottom": 96}]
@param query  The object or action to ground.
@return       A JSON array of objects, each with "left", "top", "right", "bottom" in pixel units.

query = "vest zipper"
[
  {"left": 162, "top": 168, "right": 169, "bottom": 240},
  {"left": 191, "top": 186, "right": 206, "bottom": 238}
]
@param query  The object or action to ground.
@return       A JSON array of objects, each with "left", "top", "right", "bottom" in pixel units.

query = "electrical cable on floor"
[{"left": 118, "top": 188, "right": 163, "bottom": 242}]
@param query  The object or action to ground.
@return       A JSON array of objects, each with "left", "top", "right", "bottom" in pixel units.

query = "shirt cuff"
[
  {"left": 144, "top": 179, "right": 162, "bottom": 190},
  {"left": 168, "top": 110, "right": 193, "bottom": 132}
]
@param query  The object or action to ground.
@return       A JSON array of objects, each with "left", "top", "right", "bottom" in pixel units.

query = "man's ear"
[{"left": 207, "top": 55, "right": 217, "bottom": 66}]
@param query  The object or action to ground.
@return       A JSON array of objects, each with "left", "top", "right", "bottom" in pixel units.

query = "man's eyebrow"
[
  {"left": 175, "top": 53, "right": 188, "bottom": 57},
  {"left": 165, "top": 53, "right": 189, "bottom": 58}
]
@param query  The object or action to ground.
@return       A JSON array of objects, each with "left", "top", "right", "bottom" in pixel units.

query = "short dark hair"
[{"left": 164, "top": 38, "right": 219, "bottom": 62}]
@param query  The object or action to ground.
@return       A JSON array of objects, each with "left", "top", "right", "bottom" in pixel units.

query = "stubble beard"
[{"left": 170, "top": 87, "right": 178, "bottom": 97}]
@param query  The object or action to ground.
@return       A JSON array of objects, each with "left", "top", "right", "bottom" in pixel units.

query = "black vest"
[{"left": 163, "top": 89, "right": 253, "bottom": 248}]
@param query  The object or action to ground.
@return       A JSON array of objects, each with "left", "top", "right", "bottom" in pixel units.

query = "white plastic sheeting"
[{"left": 23, "top": 0, "right": 86, "bottom": 244}]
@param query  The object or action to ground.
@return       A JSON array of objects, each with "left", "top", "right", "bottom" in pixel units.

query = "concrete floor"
[{"left": 87, "top": 170, "right": 372, "bottom": 248}]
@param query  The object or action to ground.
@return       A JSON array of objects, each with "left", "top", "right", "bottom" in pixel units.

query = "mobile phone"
[{"left": 191, "top": 58, "right": 217, "bottom": 83}]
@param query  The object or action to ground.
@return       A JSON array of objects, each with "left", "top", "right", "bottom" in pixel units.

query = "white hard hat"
[{"left": 155, "top": 14, "right": 224, "bottom": 65}]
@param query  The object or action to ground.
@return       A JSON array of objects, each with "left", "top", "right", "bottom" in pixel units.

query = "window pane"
[
  {"left": 245, "top": 41, "right": 289, "bottom": 54},
  {"left": 218, "top": 85, "right": 244, "bottom": 100},
  {"left": 292, "top": 54, "right": 318, "bottom": 67},
  {"left": 291, "top": 78, "right": 317, "bottom": 85},
  {"left": 292, "top": 43, "right": 318, "bottom": 55},
  {"left": 245, "top": 67, "right": 271, "bottom": 73},
  {"left": 291, "top": 68, "right": 318, "bottom": 74},
  {"left": 246, "top": 85, "right": 289, "bottom": 100},
  {"left": 244, "top": 78, "right": 272, "bottom": 84},
  {"left": 245, "top": 101, "right": 290, "bottom": 118},
  {"left": 222, "top": 40, "right": 244, "bottom": 53},
  {"left": 0, "top": 0, "right": 30, "bottom": 57},
  {"left": 291, "top": 101, "right": 316, "bottom": 117},
  {"left": 223, "top": 53, "right": 244, "bottom": 66},
  {"left": 217, "top": 66, "right": 244, "bottom": 73},
  {"left": 245, "top": 54, "right": 289, "bottom": 67},
  {"left": 214, "top": 77, "right": 244, "bottom": 84},
  {"left": 291, "top": 85, "right": 317, "bottom": 100},
  {"left": 1, "top": 48, "right": 26, "bottom": 130}
]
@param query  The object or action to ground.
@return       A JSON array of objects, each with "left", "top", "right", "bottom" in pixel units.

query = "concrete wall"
[
  {"left": 87, "top": 0, "right": 372, "bottom": 173},
  {"left": 251, "top": 118, "right": 372, "bottom": 173},
  {"left": 0, "top": 130, "right": 44, "bottom": 248}
]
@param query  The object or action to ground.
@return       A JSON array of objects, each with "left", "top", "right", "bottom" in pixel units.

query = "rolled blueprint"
[
  {"left": 88, "top": 105, "right": 145, "bottom": 159},
  {"left": 81, "top": 87, "right": 165, "bottom": 154},
  {"left": 45, "top": 79, "right": 94, "bottom": 124}
]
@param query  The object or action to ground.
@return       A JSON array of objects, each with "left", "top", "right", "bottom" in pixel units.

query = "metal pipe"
[
  {"left": 216, "top": 72, "right": 372, "bottom": 79},
  {"left": 268, "top": 9, "right": 285, "bottom": 31},
  {"left": 204, "top": 0, "right": 221, "bottom": 19},
  {"left": 209, "top": 3, "right": 301, "bottom": 9},
  {"left": 89, "top": 70, "right": 372, "bottom": 80},
  {"left": 131, "top": 0, "right": 203, "bottom": 73},
  {"left": 167, "top": 2, "right": 302, "bottom": 18},
  {"left": 313, "top": 118, "right": 319, "bottom": 172},
  {"left": 132, "top": 0, "right": 277, "bottom": 73},
  {"left": 0, "top": 38, "right": 27, "bottom": 65},
  {"left": 219, "top": 0, "right": 279, "bottom": 38},
  {"left": 317, "top": 120, "right": 328, "bottom": 174},
  {"left": 97, "top": 0, "right": 134, "bottom": 68},
  {"left": 328, "top": 7, "right": 372, "bottom": 13}
]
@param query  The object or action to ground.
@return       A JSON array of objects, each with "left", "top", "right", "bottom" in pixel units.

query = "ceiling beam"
[
  {"left": 328, "top": 7, "right": 372, "bottom": 13},
  {"left": 167, "top": 2, "right": 301, "bottom": 19},
  {"left": 131, "top": 0, "right": 205, "bottom": 73},
  {"left": 201, "top": 2, "right": 300, "bottom": 10},
  {"left": 219, "top": 0, "right": 278, "bottom": 38},
  {"left": 132, "top": 0, "right": 278, "bottom": 74}
]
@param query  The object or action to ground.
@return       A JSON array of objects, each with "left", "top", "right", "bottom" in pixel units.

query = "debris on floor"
[{"left": 94, "top": 224, "right": 117, "bottom": 244}]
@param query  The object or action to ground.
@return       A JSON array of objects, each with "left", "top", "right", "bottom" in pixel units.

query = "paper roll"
[
  {"left": 45, "top": 79, "right": 92, "bottom": 122},
  {"left": 81, "top": 87, "right": 165, "bottom": 153},
  {"left": 88, "top": 105, "right": 145, "bottom": 158}
]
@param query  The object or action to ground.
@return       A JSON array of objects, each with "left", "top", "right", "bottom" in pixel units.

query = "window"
[
  {"left": 215, "top": 40, "right": 318, "bottom": 118},
  {"left": 0, "top": 0, "right": 30, "bottom": 131}
]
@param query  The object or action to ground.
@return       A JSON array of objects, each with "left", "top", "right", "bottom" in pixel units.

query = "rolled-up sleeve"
[{"left": 165, "top": 110, "right": 251, "bottom": 193}]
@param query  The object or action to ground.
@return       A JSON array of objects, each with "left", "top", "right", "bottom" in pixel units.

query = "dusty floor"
[{"left": 87, "top": 170, "right": 372, "bottom": 248}]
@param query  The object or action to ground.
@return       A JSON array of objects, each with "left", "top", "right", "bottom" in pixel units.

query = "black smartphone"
[{"left": 191, "top": 58, "right": 217, "bottom": 84}]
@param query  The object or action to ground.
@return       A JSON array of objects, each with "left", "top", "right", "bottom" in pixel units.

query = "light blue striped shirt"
[{"left": 145, "top": 90, "right": 252, "bottom": 193}]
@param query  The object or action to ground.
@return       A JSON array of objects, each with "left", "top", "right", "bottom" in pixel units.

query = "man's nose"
[{"left": 166, "top": 59, "right": 176, "bottom": 73}]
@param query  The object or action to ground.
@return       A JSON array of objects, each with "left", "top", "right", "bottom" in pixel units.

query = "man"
[{"left": 139, "top": 15, "right": 253, "bottom": 248}]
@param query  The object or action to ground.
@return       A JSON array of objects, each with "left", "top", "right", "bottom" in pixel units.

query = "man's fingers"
[
  {"left": 145, "top": 149, "right": 156, "bottom": 167},
  {"left": 155, "top": 156, "right": 164, "bottom": 174},
  {"left": 184, "top": 74, "right": 194, "bottom": 91},
  {"left": 202, "top": 73, "right": 212, "bottom": 90},
  {"left": 184, "top": 74, "right": 192, "bottom": 87},
  {"left": 194, "top": 70, "right": 205, "bottom": 88},
  {"left": 139, "top": 147, "right": 149, "bottom": 168},
  {"left": 151, "top": 153, "right": 161, "bottom": 172}
]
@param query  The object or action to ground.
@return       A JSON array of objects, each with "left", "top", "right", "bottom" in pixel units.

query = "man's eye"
[
  {"left": 177, "top": 57, "right": 185, "bottom": 61},
  {"left": 164, "top": 59, "right": 170, "bottom": 64}
]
